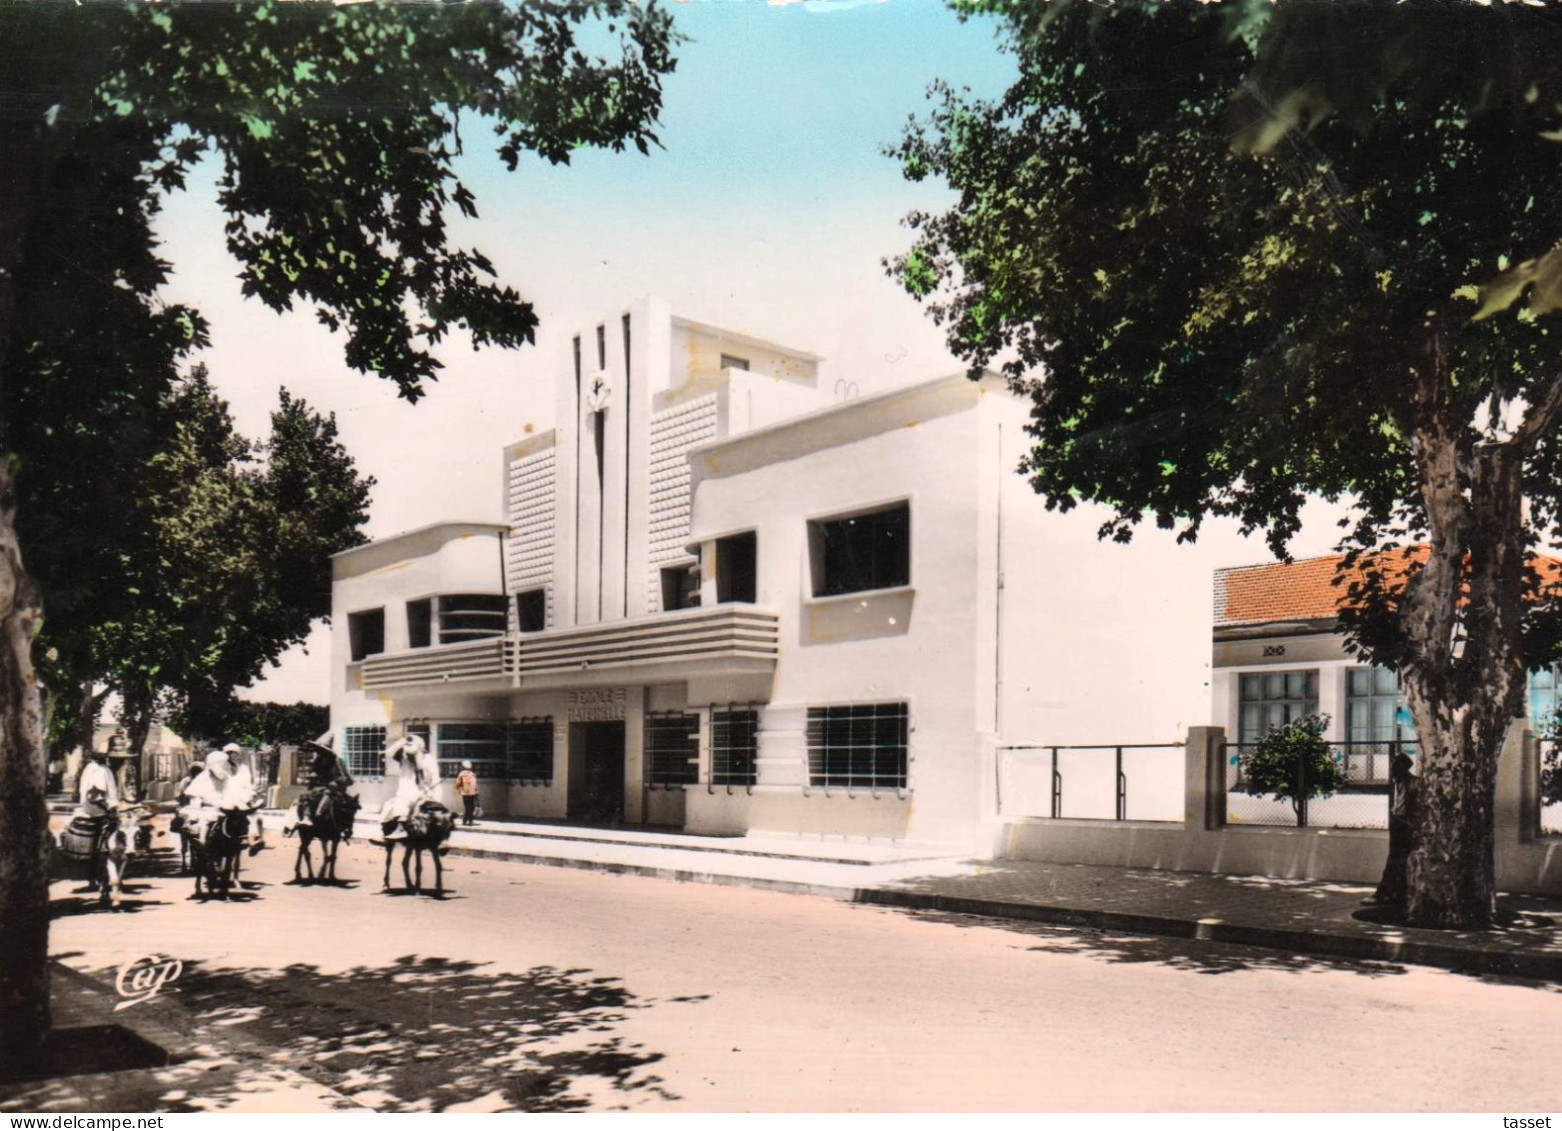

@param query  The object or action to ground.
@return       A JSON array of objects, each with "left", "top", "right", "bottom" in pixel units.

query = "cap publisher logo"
[{"left": 114, "top": 954, "right": 183, "bottom": 1011}]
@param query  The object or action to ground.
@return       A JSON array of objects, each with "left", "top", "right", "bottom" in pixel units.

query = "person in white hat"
[
  {"left": 377, "top": 733, "right": 442, "bottom": 840},
  {"left": 454, "top": 760, "right": 479, "bottom": 827},
  {"left": 179, "top": 745, "right": 259, "bottom": 846}
]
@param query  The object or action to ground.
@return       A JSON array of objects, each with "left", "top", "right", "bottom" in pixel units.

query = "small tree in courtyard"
[{"left": 1237, "top": 714, "right": 1346, "bottom": 827}]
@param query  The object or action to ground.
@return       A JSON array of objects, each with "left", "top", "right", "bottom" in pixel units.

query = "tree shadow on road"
[
  {"left": 161, "top": 954, "right": 678, "bottom": 1112},
  {"left": 886, "top": 907, "right": 1416, "bottom": 979}
]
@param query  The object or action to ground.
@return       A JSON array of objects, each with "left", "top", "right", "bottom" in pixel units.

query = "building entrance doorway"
[{"left": 568, "top": 720, "right": 625, "bottom": 824}]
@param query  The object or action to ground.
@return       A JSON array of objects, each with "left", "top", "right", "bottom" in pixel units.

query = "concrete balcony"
[
  {"left": 358, "top": 636, "right": 514, "bottom": 692},
  {"left": 514, "top": 604, "right": 779, "bottom": 689},
  {"left": 356, "top": 605, "right": 780, "bottom": 694}
]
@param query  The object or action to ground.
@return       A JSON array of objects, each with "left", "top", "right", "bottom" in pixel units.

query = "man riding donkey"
[
  {"left": 71, "top": 746, "right": 123, "bottom": 891},
  {"left": 282, "top": 731, "right": 358, "bottom": 840},
  {"left": 375, "top": 733, "right": 443, "bottom": 842},
  {"left": 178, "top": 744, "right": 264, "bottom": 852}
]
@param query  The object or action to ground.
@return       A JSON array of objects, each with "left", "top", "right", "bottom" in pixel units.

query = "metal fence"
[
  {"left": 996, "top": 744, "right": 1184, "bottom": 823},
  {"left": 1224, "top": 740, "right": 1412, "bottom": 829}
]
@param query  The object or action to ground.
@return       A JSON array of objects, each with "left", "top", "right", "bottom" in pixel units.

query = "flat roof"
[
  {"left": 671, "top": 314, "right": 824, "bottom": 365},
  {"left": 331, "top": 520, "right": 509, "bottom": 562}
]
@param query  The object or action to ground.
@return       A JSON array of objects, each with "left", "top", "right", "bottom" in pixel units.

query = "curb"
[
  {"left": 440, "top": 843, "right": 861, "bottom": 900},
  {"left": 854, "top": 888, "right": 1562, "bottom": 982}
]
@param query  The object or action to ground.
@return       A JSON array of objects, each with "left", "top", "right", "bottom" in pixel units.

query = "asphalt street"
[{"left": 41, "top": 828, "right": 1562, "bottom": 1113}]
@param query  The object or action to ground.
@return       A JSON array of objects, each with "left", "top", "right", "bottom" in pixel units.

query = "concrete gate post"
[{"left": 1184, "top": 726, "right": 1227, "bottom": 833}]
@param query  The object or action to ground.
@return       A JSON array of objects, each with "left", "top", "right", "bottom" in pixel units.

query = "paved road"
[{"left": 44, "top": 831, "right": 1562, "bottom": 1112}]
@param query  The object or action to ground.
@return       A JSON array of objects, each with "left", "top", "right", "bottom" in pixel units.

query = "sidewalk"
[
  {"left": 324, "top": 811, "right": 1562, "bottom": 982},
  {"left": 0, "top": 963, "right": 367, "bottom": 1113}
]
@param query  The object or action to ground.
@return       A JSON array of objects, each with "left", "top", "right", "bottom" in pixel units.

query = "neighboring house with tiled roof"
[{"left": 1213, "top": 549, "right": 1562, "bottom": 771}]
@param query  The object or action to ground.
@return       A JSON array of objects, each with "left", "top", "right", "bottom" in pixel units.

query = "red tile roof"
[{"left": 1214, "top": 548, "right": 1562, "bottom": 628}]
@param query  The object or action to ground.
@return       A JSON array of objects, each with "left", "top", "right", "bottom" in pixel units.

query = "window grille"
[
  {"left": 507, "top": 718, "right": 554, "bottom": 783},
  {"left": 1237, "top": 670, "right": 1318, "bottom": 746},
  {"left": 806, "top": 703, "right": 908, "bottom": 790},
  {"left": 711, "top": 707, "right": 758, "bottom": 787},
  {"left": 645, "top": 712, "right": 698, "bottom": 787},
  {"left": 434, "top": 721, "right": 508, "bottom": 778},
  {"left": 341, "top": 725, "right": 387, "bottom": 777}
]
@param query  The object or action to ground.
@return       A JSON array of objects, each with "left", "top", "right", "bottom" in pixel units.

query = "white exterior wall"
[
  {"left": 994, "top": 453, "right": 1227, "bottom": 748},
  {"left": 688, "top": 378, "right": 996, "bottom": 845}
]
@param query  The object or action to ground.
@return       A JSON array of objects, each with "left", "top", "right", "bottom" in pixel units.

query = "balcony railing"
[
  {"left": 356, "top": 605, "right": 780, "bottom": 692},
  {"left": 359, "top": 637, "right": 512, "bottom": 691}
]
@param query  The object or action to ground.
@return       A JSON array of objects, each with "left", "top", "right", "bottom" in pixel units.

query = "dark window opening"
[
  {"left": 711, "top": 708, "right": 758, "bottom": 787},
  {"left": 516, "top": 589, "right": 547, "bottom": 634},
  {"left": 407, "top": 599, "right": 432, "bottom": 649},
  {"left": 348, "top": 608, "right": 385, "bottom": 662},
  {"left": 596, "top": 323, "right": 606, "bottom": 370},
  {"left": 720, "top": 353, "right": 750, "bottom": 371},
  {"left": 507, "top": 718, "right": 554, "bottom": 783},
  {"left": 806, "top": 703, "right": 908, "bottom": 790},
  {"left": 437, "top": 594, "right": 508, "bottom": 644},
  {"left": 645, "top": 712, "right": 698, "bottom": 786},
  {"left": 661, "top": 565, "right": 701, "bottom": 611},
  {"left": 811, "top": 503, "right": 910, "bottom": 597},
  {"left": 716, "top": 532, "right": 757, "bottom": 604}
]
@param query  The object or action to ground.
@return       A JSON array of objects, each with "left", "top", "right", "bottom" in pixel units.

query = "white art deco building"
[{"left": 328, "top": 298, "right": 1215, "bottom": 850}]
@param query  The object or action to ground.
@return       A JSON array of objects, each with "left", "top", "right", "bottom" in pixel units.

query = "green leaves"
[
  {"left": 1471, "top": 242, "right": 1562, "bottom": 322},
  {"left": 1237, "top": 714, "right": 1347, "bottom": 821}
]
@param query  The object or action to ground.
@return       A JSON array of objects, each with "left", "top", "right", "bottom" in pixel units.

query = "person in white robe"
[
  {"left": 377, "top": 734, "right": 442, "bottom": 840},
  {"left": 178, "top": 745, "right": 259, "bottom": 845}
]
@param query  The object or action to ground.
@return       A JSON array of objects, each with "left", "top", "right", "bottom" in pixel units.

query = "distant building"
[
  {"left": 1212, "top": 550, "right": 1562, "bottom": 762},
  {"left": 329, "top": 298, "right": 1215, "bottom": 848}
]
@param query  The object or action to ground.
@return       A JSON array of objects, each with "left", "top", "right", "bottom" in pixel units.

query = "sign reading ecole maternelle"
[{"left": 567, "top": 689, "right": 626, "bottom": 722}]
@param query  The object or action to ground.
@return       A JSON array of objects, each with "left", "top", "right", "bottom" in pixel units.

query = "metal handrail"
[{"left": 997, "top": 743, "right": 1183, "bottom": 822}]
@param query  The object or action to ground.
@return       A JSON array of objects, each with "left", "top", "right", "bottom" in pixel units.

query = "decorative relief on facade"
[
  {"left": 647, "top": 394, "right": 719, "bottom": 611},
  {"left": 507, "top": 446, "right": 556, "bottom": 628}
]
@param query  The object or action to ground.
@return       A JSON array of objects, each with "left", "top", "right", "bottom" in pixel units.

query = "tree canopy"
[
  {"left": 0, "top": 0, "right": 679, "bottom": 1060},
  {"left": 890, "top": 0, "right": 1562, "bottom": 927},
  {"left": 61, "top": 369, "right": 372, "bottom": 752}
]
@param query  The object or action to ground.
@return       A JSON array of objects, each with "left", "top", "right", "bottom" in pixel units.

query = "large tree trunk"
[
  {"left": 0, "top": 103, "right": 53, "bottom": 1066},
  {"left": 0, "top": 461, "right": 49, "bottom": 1064},
  {"left": 1376, "top": 345, "right": 1532, "bottom": 928}
]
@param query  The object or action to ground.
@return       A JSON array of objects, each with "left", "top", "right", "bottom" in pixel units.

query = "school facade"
[{"left": 328, "top": 299, "right": 1215, "bottom": 850}]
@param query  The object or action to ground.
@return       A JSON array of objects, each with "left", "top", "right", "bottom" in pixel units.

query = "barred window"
[
  {"left": 645, "top": 712, "right": 698, "bottom": 787},
  {"left": 341, "top": 726, "right": 387, "bottom": 777},
  {"left": 711, "top": 708, "right": 758, "bottom": 787},
  {"left": 507, "top": 718, "right": 554, "bottom": 783},
  {"left": 436, "top": 722, "right": 507, "bottom": 778},
  {"left": 806, "top": 703, "right": 908, "bottom": 790}
]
